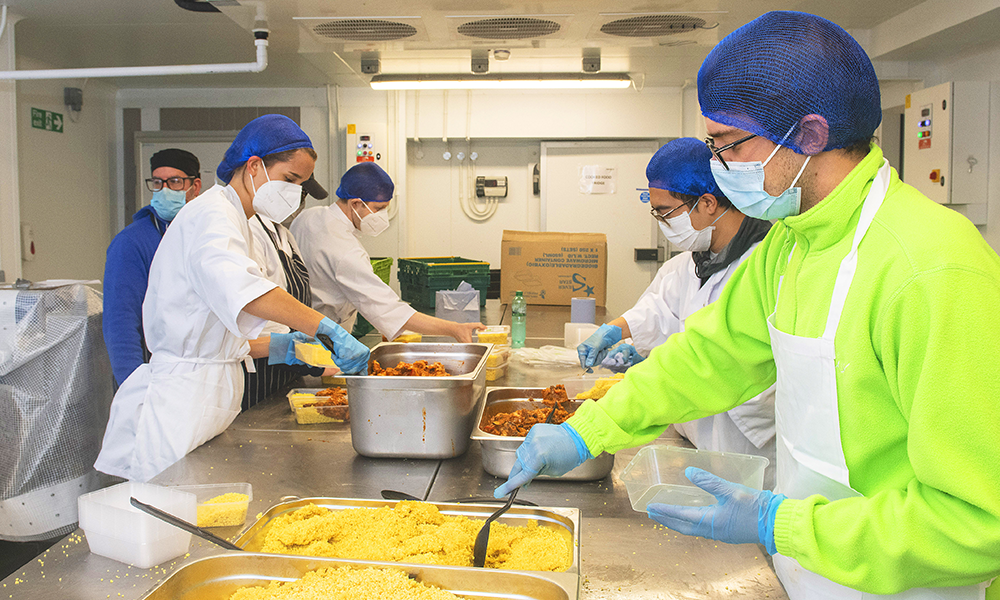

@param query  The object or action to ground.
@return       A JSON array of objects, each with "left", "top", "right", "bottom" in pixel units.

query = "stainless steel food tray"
[
  {"left": 233, "top": 496, "right": 581, "bottom": 578},
  {"left": 471, "top": 388, "right": 615, "bottom": 481},
  {"left": 139, "top": 553, "right": 578, "bottom": 600},
  {"left": 344, "top": 342, "right": 492, "bottom": 458}
]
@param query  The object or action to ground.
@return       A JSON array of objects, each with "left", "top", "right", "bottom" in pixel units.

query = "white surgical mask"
[
  {"left": 250, "top": 165, "right": 302, "bottom": 223},
  {"left": 352, "top": 201, "right": 390, "bottom": 237},
  {"left": 658, "top": 200, "right": 729, "bottom": 252},
  {"left": 149, "top": 188, "right": 187, "bottom": 221}
]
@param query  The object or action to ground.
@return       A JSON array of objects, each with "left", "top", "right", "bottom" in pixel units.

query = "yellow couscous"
[
  {"left": 229, "top": 566, "right": 460, "bottom": 600},
  {"left": 197, "top": 493, "right": 250, "bottom": 527},
  {"left": 259, "top": 501, "right": 571, "bottom": 572},
  {"left": 574, "top": 373, "right": 624, "bottom": 400}
]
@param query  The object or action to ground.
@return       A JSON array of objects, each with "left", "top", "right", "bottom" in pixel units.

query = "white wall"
[
  {"left": 16, "top": 57, "right": 116, "bottom": 283},
  {"left": 335, "top": 86, "right": 688, "bottom": 274}
]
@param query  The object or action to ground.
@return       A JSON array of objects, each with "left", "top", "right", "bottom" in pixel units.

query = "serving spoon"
[{"left": 472, "top": 487, "right": 518, "bottom": 568}]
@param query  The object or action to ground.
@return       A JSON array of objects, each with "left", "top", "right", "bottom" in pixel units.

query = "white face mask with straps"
[
  {"left": 352, "top": 200, "right": 390, "bottom": 237},
  {"left": 250, "top": 163, "right": 302, "bottom": 223},
  {"left": 658, "top": 198, "right": 729, "bottom": 252}
]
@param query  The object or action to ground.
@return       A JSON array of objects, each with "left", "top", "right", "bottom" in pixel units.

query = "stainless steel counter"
[{"left": 2, "top": 300, "right": 787, "bottom": 599}]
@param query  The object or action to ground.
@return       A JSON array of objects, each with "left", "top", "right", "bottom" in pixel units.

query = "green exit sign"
[{"left": 30, "top": 108, "right": 63, "bottom": 133}]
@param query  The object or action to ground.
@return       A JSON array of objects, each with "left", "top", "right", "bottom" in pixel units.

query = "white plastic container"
[
  {"left": 476, "top": 325, "right": 510, "bottom": 345},
  {"left": 170, "top": 483, "right": 252, "bottom": 528},
  {"left": 619, "top": 445, "right": 769, "bottom": 511},
  {"left": 564, "top": 322, "right": 599, "bottom": 349},
  {"left": 78, "top": 482, "right": 196, "bottom": 568},
  {"left": 562, "top": 373, "right": 624, "bottom": 400}
]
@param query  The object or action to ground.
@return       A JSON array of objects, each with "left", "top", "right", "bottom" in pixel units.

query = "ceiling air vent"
[
  {"left": 457, "top": 17, "right": 560, "bottom": 40},
  {"left": 312, "top": 19, "right": 417, "bottom": 42},
  {"left": 600, "top": 14, "right": 707, "bottom": 37}
]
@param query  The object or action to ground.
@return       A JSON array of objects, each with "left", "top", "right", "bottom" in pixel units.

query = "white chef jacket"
[
  {"left": 291, "top": 204, "right": 415, "bottom": 340},
  {"left": 621, "top": 244, "right": 776, "bottom": 489},
  {"left": 94, "top": 184, "right": 276, "bottom": 481}
]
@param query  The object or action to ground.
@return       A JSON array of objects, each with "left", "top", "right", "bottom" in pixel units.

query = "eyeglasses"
[
  {"left": 705, "top": 134, "right": 757, "bottom": 171},
  {"left": 650, "top": 201, "right": 693, "bottom": 223},
  {"left": 145, "top": 176, "right": 196, "bottom": 192}
]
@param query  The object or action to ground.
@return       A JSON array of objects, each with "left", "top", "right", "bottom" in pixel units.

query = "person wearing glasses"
[
  {"left": 103, "top": 148, "right": 202, "bottom": 386},
  {"left": 496, "top": 12, "right": 1000, "bottom": 600},
  {"left": 576, "top": 138, "right": 775, "bottom": 488}
]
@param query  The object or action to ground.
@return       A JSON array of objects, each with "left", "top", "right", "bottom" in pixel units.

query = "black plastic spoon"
[
  {"left": 129, "top": 497, "right": 242, "bottom": 551},
  {"left": 472, "top": 487, "right": 518, "bottom": 568}
]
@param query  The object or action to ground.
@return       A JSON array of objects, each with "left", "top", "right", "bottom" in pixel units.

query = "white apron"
[
  {"left": 96, "top": 185, "right": 273, "bottom": 482},
  {"left": 767, "top": 161, "right": 987, "bottom": 600}
]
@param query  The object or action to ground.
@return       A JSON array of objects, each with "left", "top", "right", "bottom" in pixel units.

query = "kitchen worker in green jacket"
[{"left": 494, "top": 11, "right": 1000, "bottom": 600}]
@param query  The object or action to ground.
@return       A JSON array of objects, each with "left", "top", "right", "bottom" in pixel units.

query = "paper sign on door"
[{"left": 579, "top": 166, "right": 617, "bottom": 194}]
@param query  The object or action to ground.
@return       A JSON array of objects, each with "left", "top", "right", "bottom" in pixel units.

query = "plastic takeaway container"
[
  {"left": 619, "top": 445, "right": 769, "bottom": 511},
  {"left": 78, "top": 482, "right": 196, "bottom": 568},
  {"left": 170, "top": 483, "right": 253, "bottom": 528}
]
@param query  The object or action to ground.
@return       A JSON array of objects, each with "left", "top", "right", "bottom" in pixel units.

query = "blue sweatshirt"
[{"left": 102, "top": 205, "right": 170, "bottom": 385}]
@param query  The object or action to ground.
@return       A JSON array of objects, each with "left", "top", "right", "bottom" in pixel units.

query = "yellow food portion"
[
  {"left": 485, "top": 364, "right": 507, "bottom": 382},
  {"left": 393, "top": 332, "right": 423, "bottom": 343},
  {"left": 295, "top": 343, "right": 336, "bottom": 367},
  {"left": 197, "top": 493, "right": 250, "bottom": 528},
  {"left": 229, "top": 566, "right": 459, "bottom": 600},
  {"left": 260, "top": 501, "right": 571, "bottom": 572},
  {"left": 485, "top": 349, "right": 510, "bottom": 368},
  {"left": 574, "top": 373, "right": 625, "bottom": 400},
  {"left": 294, "top": 407, "right": 345, "bottom": 424},
  {"left": 477, "top": 333, "right": 509, "bottom": 344}
]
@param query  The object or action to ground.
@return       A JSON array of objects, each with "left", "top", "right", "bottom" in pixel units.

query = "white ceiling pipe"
[{"left": 0, "top": 33, "right": 268, "bottom": 81}]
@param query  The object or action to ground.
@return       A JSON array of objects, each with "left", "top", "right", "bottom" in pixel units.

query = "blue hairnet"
[
  {"left": 216, "top": 114, "right": 314, "bottom": 183},
  {"left": 336, "top": 162, "right": 394, "bottom": 203},
  {"left": 646, "top": 138, "right": 723, "bottom": 198},
  {"left": 698, "top": 11, "right": 881, "bottom": 154}
]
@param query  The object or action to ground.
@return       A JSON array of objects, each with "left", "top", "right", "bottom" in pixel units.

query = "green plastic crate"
[
  {"left": 351, "top": 257, "right": 393, "bottom": 337},
  {"left": 400, "top": 274, "right": 490, "bottom": 309},
  {"left": 397, "top": 257, "right": 490, "bottom": 286}
]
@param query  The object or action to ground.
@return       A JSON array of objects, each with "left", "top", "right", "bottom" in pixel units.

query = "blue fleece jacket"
[{"left": 102, "top": 205, "right": 170, "bottom": 385}]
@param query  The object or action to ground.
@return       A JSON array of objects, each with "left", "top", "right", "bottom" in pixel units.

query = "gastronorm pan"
[
  {"left": 233, "top": 496, "right": 581, "bottom": 577},
  {"left": 471, "top": 388, "right": 615, "bottom": 481},
  {"left": 343, "top": 342, "right": 492, "bottom": 458},
  {"left": 139, "top": 552, "right": 578, "bottom": 600}
]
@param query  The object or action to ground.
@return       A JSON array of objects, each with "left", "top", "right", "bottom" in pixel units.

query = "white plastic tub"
[
  {"left": 78, "top": 482, "right": 196, "bottom": 568},
  {"left": 619, "top": 445, "right": 769, "bottom": 511}
]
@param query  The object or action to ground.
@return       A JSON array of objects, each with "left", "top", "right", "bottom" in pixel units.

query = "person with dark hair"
[
  {"left": 292, "top": 162, "right": 484, "bottom": 343},
  {"left": 577, "top": 138, "right": 775, "bottom": 488},
  {"left": 496, "top": 12, "right": 1000, "bottom": 599},
  {"left": 95, "top": 115, "right": 369, "bottom": 482},
  {"left": 103, "top": 148, "right": 202, "bottom": 386}
]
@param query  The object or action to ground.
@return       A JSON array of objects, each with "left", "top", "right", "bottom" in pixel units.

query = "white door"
[{"left": 541, "top": 140, "right": 661, "bottom": 318}]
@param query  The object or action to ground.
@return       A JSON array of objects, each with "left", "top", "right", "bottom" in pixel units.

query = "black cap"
[
  {"left": 150, "top": 148, "right": 200, "bottom": 178},
  {"left": 301, "top": 174, "right": 328, "bottom": 200}
]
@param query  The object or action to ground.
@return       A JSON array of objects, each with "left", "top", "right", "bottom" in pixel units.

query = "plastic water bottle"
[{"left": 511, "top": 291, "right": 527, "bottom": 349}]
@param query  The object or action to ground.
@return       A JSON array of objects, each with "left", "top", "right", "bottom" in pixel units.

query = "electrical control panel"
[
  {"left": 903, "top": 81, "right": 990, "bottom": 207},
  {"left": 475, "top": 175, "right": 508, "bottom": 198},
  {"left": 346, "top": 123, "right": 387, "bottom": 171}
]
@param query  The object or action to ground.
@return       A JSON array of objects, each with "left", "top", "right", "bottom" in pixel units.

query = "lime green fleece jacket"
[{"left": 568, "top": 146, "right": 1000, "bottom": 595}]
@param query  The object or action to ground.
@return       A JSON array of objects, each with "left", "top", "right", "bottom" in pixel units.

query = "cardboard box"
[{"left": 500, "top": 230, "right": 607, "bottom": 306}]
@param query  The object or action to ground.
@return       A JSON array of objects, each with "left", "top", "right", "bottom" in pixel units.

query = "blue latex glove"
[
  {"left": 267, "top": 331, "right": 314, "bottom": 366},
  {"left": 493, "top": 423, "right": 592, "bottom": 498},
  {"left": 600, "top": 343, "right": 645, "bottom": 373},
  {"left": 316, "top": 317, "right": 370, "bottom": 374},
  {"left": 577, "top": 324, "right": 623, "bottom": 369},
  {"left": 647, "top": 467, "right": 786, "bottom": 555}
]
